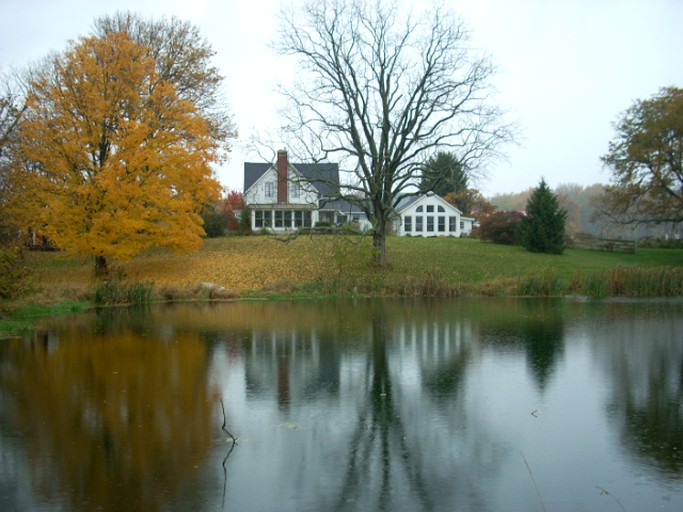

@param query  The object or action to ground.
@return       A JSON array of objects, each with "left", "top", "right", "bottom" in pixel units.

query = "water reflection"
[
  {"left": 477, "top": 299, "right": 565, "bottom": 390},
  {"left": 587, "top": 302, "right": 683, "bottom": 480},
  {"left": 1, "top": 298, "right": 682, "bottom": 511},
  {"left": 0, "top": 309, "right": 218, "bottom": 511}
]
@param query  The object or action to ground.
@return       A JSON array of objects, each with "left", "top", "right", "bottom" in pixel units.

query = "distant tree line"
[{"left": 489, "top": 183, "right": 681, "bottom": 242}]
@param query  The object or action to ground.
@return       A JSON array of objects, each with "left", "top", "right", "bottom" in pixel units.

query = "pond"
[{"left": 1, "top": 297, "right": 682, "bottom": 511}]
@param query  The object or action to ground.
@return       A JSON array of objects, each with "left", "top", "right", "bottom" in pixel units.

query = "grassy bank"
[
  {"left": 19, "top": 235, "right": 683, "bottom": 304},
  {"left": 0, "top": 301, "right": 90, "bottom": 335}
]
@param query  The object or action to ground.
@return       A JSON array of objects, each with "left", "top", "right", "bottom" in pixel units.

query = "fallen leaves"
[{"left": 119, "top": 236, "right": 370, "bottom": 292}]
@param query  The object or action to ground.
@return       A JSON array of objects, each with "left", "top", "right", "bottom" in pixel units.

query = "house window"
[
  {"left": 255, "top": 210, "right": 272, "bottom": 228},
  {"left": 449, "top": 216, "right": 456, "bottom": 232},
  {"left": 460, "top": 221, "right": 465, "bottom": 230},
  {"left": 415, "top": 216, "right": 423, "bottom": 232},
  {"left": 264, "top": 182, "right": 275, "bottom": 199},
  {"left": 404, "top": 216, "right": 412, "bottom": 232},
  {"left": 438, "top": 216, "right": 445, "bottom": 232},
  {"left": 293, "top": 210, "right": 312, "bottom": 228},
  {"left": 427, "top": 216, "right": 434, "bottom": 231},
  {"left": 416, "top": 206, "right": 423, "bottom": 212},
  {"left": 437, "top": 205, "right": 445, "bottom": 212},
  {"left": 426, "top": 205, "right": 434, "bottom": 213},
  {"left": 291, "top": 183, "right": 301, "bottom": 199},
  {"left": 284, "top": 211, "right": 292, "bottom": 227},
  {"left": 274, "top": 210, "right": 284, "bottom": 228}
]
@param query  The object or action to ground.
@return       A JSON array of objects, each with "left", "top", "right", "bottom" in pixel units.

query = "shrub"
[
  {"left": 0, "top": 246, "right": 31, "bottom": 301},
  {"left": 202, "top": 211, "right": 227, "bottom": 237},
  {"left": 238, "top": 206, "right": 252, "bottom": 235},
  {"left": 94, "top": 280, "right": 153, "bottom": 306},
  {"left": 476, "top": 210, "right": 524, "bottom": 244}
]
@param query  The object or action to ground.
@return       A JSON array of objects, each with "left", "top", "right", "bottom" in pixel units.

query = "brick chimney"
[{"left": 276, "top": 149, "right": 288, "bottom": 203}]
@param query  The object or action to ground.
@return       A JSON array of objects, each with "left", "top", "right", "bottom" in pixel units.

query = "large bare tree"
[{"left": 276, "top": 0, "right": 512, "bottom": 265}]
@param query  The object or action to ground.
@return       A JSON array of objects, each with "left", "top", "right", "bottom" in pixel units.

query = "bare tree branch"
[{"left": 275, "top": 0, "right": 514, "bottom": 265}]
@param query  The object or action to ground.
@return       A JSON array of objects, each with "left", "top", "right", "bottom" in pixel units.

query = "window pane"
[
  {"left": 438, "top": 216, "right": 445, "bottom": 232},
  {"left": 304, "top": 211, "right": 312, "bottom": 227},
  {"left": 263, "top": 210, "right": 272, "bottom": 226},
  {"left": 404, "top": 215, "right": 412, "bottom": 232},
  {"left": 449, "top": 216, "right": 456, "bottom": 231},
  {"left": 416, "top": 216, "right": 423, "bottom": 232},
  {"left": 437, "top": 205, "right": 445, "bottom": 212},
  {"left": 284, "top": 211, "right": 292, "bottom": 226},
  {"left": 427, "top": 216, "right": 434, "bottom": 231},
  {"left": 275, "top": 211, "right": 284, "bottom": 227},
  {"left": 416, "top": 206, "right": 423, "bottom": 212},
  {"left": 426, "top": 205, "right": 434, "bottom": 213},
  {"left": 255, "top": 210, "right": 263, "bottom": 228}
]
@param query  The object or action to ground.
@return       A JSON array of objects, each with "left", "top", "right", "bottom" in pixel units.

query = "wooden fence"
[{"left": 570, "top": 235, "right": 636, "bottom": 254}]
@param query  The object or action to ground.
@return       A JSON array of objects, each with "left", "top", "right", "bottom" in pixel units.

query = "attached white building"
[{"left": 393, "top": 192, "right": 474, "bottom": 237}]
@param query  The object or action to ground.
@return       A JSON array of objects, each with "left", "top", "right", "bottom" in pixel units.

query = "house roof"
[
  {"left": 319, "top": 197, "right": 366, "bottom": 214},
  {"left": 244, "top": 162, "right": 340, "bottom": 196},
  {"left": 395, "top": 192, "right": 464, "bottom": 215},
  {"left": 394, "top": 194, "right": 421, "bottom": 211}
]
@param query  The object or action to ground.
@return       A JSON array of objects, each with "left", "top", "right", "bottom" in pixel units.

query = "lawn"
[{"left": 23, "top": 235, "right": 683, "bottom": 301}]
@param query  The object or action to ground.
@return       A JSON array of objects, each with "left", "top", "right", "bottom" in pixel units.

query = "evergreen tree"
[
  {"left": 420, "top": 151, "right": 468, "bottom": 196},
  {"left": 517, "top": 178, "right": 567, "bottom": 254}
]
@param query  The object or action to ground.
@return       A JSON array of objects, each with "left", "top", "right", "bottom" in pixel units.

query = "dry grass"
[
  {"left": 26, "top": 235, "right": 373, "bottom": 300},
  {"left": 22, "top": 235, "right": 683, "bottom": 303}
]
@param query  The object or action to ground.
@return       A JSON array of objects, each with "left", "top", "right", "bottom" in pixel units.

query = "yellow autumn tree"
[{"left": 11, "top": 32, "right": 221, "bottom": 273}]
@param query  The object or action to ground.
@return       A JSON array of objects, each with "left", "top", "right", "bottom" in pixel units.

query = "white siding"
[
  {"left": 244, "top": 167, "right": 318, "bottom": 207},
  {"left": 396, "top": 194, "right": 469, "bottom": 237}
]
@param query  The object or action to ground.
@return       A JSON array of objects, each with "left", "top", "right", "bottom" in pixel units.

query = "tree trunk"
[
  {"left": 372, "top": 230, "right": 387, "bottom": 267},
  {"left": 95, "top": 255, "right": 108, "bottom": 278}
]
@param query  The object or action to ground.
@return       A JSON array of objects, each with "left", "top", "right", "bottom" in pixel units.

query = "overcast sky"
[{"left": 1, "top": 0, "right": 682, "bottom": 197}]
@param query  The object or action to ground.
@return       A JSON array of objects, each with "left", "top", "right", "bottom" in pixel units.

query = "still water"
[{"left": 1, "top": 298, "right": 682, "bottom": 511}]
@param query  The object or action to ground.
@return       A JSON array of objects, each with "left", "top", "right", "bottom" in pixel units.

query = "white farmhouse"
[
  {"left": 244, "top": 150, "right": 370, "bottom": 233},
  {"left": 244, "top": 150, "right": 472, "bottom": 237}
]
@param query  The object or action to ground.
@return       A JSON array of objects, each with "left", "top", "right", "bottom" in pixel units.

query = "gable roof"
[
  {"left": 244, "top": 162, "right": 340, "bottom": 196},
  {"left": 395, "top": 192, "right": 463, "bottom": 215}
]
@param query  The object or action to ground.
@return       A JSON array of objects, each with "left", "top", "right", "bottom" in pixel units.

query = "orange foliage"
[
  {"left": 11, "top": 32, "right": 220, "bottom": 264},
  {"left": 3, "top": 328, "right": 216, "bottom": 510}
]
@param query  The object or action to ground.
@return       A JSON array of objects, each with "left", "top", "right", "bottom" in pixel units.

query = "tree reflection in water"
[
  {"left": 477, "top": 299, "right": 565, "bottom": 391},
  {"left": 324, "top": 301, "right": 503, "bottom": 512},
  {"left": 334, "top": 315, "right": 433, "bottom": 512},
  {"left": 0, "top": 308, "right": 218, "bottom": 512},
  {"left": 593, "top": 303, "right": 683, "bottom": 479},
  {"left": 3, "top": 298, "right": 682, "bottom": 511}
]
